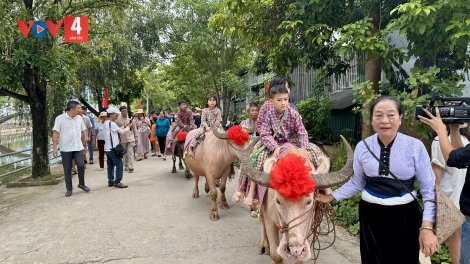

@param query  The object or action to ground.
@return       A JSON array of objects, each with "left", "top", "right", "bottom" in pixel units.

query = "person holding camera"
[
  {"left": 104, "top": 107, "right": 133, "bottom": 188},
  {"left": 431, "top": 123, "right": 469, "bottom": 264},
  {"left": 419, "top": 109, "right": 470, "bottom": 264}
]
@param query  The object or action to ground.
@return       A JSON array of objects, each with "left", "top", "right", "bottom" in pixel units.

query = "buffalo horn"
[
  {"left": 212, "top": 124, "right": 228, "bottom": 139},
  {"left": 311, "top": 135, "right": 354, "bottom": 189},
  {"left": 240, "top": 137, "right": 271, "bottom": 187},
  {"left": 243, "top": 125, "right": 256, "bottom": 135}
]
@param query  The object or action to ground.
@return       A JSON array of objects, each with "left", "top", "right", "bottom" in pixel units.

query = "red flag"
[
  {"left": 102, "top": 87, "right": 109, "bottom": 108},
  {"left": 137, "top": 100, "right": 141, "bottom": 109}
]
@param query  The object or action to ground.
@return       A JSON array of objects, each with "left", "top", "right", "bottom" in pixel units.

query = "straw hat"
[
  {"left": 136, "top": 109, "right": 145, "bottom": 114},
  {"left": 435, "top": 186, "right": 466, "bottom": 244},
  {"left": 99, "top": 111, "right": 107, "bottom": 117}
]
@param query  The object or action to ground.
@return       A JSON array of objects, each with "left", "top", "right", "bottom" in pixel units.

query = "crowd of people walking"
[{"left": 52, "top": 103, "right": 175, "bottom": 195}]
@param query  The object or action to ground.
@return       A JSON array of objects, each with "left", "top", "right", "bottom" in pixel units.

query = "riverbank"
[{"left": 0, "top": 127, "right": 31, "bottom": 138}]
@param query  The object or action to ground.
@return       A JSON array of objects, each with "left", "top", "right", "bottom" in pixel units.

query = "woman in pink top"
[{"left": 133, "top": 109, "right": 151, "bottom": 160}]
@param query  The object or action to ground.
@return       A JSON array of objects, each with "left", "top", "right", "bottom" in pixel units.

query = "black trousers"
[
  {"left": 359, "top": 199, "right": 422, "bottom": 264},
  {"left": 157, "top": 136, "right": 166, "bottom": 155},
  {"left": 61, "top": 151, "right": 85, "bottom": 191}
]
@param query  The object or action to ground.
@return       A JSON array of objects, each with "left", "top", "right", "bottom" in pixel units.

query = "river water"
[{"left": 0, "top": 135, "right": 61, "bottom": 168}]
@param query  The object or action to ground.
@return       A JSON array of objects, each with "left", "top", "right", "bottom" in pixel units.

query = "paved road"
[{"left": 0, "top": 152, "right": 360, "bottom": 264}]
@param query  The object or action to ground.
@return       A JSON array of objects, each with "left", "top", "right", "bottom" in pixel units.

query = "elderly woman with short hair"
[{"left": 316, "top": 95, "right": 439, "bottom": 264}]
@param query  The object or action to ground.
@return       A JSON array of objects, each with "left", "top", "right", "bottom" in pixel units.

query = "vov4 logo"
[{"left": 16, "top": 16, "right": 88, "bottom": 42}]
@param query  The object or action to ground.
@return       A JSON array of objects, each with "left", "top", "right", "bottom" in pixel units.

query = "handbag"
[
  {"left": 363, "top": 140, "right": 465, "bottom": 244},
  {"left": 109, "top": 122, "right": 126, "bottom": 158}
]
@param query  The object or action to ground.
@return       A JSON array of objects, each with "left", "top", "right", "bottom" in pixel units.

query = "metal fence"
[{"left": 0, "top": 144, "right": 61, "bottom": 179}]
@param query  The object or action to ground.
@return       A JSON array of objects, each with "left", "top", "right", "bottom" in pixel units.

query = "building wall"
[
  {"left": 288, "top": 54, "right": 365, "bottom": 104},
  {"left": 241, "top": 53, "right": 366, "bottom": 108}
]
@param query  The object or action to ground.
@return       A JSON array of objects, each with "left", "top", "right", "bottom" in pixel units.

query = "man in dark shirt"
[{"left": 419, "top": 108, "right": 470, "bottom": 264}]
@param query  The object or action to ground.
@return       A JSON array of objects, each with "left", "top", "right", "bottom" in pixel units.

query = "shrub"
[{"left": 297, "top": 97, "right": 333, "bottom": 142}]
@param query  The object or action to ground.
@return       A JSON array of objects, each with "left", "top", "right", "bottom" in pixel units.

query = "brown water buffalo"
[
  {"left": 241, "top": 136, "right": 353, "bottom": 263},
  {"left": 171, "top": 126, "right": 193, "bottom": 179},
  {"left": 184, "top": 124, "right": 254, "bottom": 221}
]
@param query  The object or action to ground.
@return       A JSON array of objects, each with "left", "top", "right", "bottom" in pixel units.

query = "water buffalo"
[
  {"left": 171, "top": 126, "right": 193, "bottom": 179},
  {"left": 241, "top": 136, "right": 353, "bottom": 263},
  {"left": 184, "top": 124, "right": 254, "bottom": 221}
]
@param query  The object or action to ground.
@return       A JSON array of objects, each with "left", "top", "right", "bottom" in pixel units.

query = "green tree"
[
  {"left": 139, "top": 68, "right": 175, "bottom": 113},
  {"left": 0, "top": 0, "right": 132, "bottom": 178},
  {"left": 74, "top": 3, "right": 155, "bottom": 115},
  {"left": 147, "top": 0, "right": 252, "bottom": 124},
  {"left": 214, "top": 0, "right": 470, "bottom": 138}
]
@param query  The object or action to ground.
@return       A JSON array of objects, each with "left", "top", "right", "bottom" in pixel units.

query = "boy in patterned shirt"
[{"left": 258, "top": 85, "right": 310, "bottom": 159}]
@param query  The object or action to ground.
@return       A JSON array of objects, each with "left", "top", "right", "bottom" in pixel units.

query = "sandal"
[
  {"left": 152, "top": 154, "right": 157, "bottom": 157},
  {"left": 137, "top": 158, "right": 143, "bottom": 161},
  {"left": 251, "top": 210, "right": 258, "bottom": 218},
  {"left": 144, "top": 155, "right": 148, "bottom": 159},
  {"left": 72, "top": 170, "right": 77, "bottom": 175}
]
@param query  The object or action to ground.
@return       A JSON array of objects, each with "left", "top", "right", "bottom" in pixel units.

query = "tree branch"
[
  {"left": 0, "top": 88, "right": 29, "bottom": 102},
  {"left": 78, "top": 97, "right": 99, "bottom": 117},
  {"left": 62, "top": 0, "right": 74, "bottom": 16},
  {"left": 391, "top": 60, "right": 410, "bottom": 79}
]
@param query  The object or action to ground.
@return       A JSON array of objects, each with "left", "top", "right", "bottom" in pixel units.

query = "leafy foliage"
[
  {"left": 0, "top": 0, "right": 133, "bottom": 177},
  {"left": 297, "top": 97, "right": 333, "bottom": 142},
  {"left": 352, "top": 66, "right": 464, "bottom": 140},
  {"left": 211, "top": 0, "right": 355, "bottom": 76},
  {"left": 152, "top": 0, "right": 252, "bottom": 123}
]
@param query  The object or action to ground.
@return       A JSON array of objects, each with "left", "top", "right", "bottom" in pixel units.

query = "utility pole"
[{"left": 146, "top": 91, "right": 152, "bottom": 113}]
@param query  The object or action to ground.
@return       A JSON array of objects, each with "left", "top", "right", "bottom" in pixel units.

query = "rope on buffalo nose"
[{"left": 308, "top": 195, "right": 336, "bottom": 263}]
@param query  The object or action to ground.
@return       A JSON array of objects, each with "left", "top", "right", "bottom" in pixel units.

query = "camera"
[{"left": 415, "top": 93, "right": 470, "bottom": 124}]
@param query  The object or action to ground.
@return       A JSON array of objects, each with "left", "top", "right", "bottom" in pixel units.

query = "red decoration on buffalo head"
[
  {"left": 177, "top": 131, "right": 188, "bottom": 142},
  {"left": 226, "top": 125, "right": 250, "bottom": 145},
  {"left": 269, "top": 153, "right": 316, "bottom": 202}
]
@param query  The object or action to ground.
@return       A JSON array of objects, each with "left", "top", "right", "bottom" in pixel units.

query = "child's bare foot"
[
  {"left": 232, "top": 192, "right": 241, "bottom": 203},
  {"left": 187, "top": 148, "right": 194, "bottom": 159},
  {"left": 244, "top": 196, "right": 254, "bottom": 207}
]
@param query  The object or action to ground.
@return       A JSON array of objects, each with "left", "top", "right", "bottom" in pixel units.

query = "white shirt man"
[{"left": 52, "top": 101, "right": 90, "bottom": 197}]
